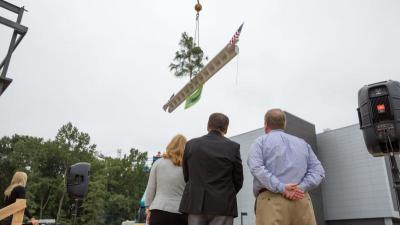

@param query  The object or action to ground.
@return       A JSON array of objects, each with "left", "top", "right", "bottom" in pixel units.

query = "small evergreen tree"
[{"left": 169, "top": 32, "right": 206, "bottom": 80}]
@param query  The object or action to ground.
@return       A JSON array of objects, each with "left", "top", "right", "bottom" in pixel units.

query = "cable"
[
  {"left": 197, "top": 13, "right": 200, "bottom": 47},
  {"left": 236, "top": 54, "right": 240, "bottom": 86},
  {"left": 387, "top": 133, "right": 396, "bottom": 155},
  {"left": 194, "top": 13, "right": 200, "bottom": 47},
  {"left": 384, "top": 128, "right": 400, "bottom": 211},
  {"left": 194, "top": 0, "right": 202, "bottom": 47}
]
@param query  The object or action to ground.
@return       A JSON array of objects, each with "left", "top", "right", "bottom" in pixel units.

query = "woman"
[
  {"left": 2, "top": 172, "right": 38, "bottom": 225},
  {"left": 145, "top": 134, "right": 188, "bottom": 225}
]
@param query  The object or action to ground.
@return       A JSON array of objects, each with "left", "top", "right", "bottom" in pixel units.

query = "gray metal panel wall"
[
  {"left": 326, "top": 218, "right": 385, "bottom": 225},
  {"left": 285, "top": 112, "right": 326, "bottom": 225},
  {"left": 317, "top": 125, "right": 397, "bottom": 221},
  {"left": 231, "top": 128, "right": 263, "bottom": 225},
  {"left": 230, "top": 112, "right": 325, "bottom": 225},
  {"left": 385, "top": 156, "right": 400, "bottom": 212}
]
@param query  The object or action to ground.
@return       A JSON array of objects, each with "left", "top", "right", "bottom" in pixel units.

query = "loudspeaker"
[
  {"left": 357, "top": 80, "right": 400, "bottom": 156},
  {"left": 66, "top": 162, "right": 90, "bottom": 199}
]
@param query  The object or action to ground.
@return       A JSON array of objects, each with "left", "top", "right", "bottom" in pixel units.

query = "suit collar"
[{"left": 207, "top": 130, "right": 224, "bottom": 137}]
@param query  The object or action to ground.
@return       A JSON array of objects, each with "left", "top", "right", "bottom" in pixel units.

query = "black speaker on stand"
[
  {"left": 66, "top": 162, "right": 90, "bottom": 225},
  {"left": 357, "top": 80, "right": 400, "bottom": 210}
]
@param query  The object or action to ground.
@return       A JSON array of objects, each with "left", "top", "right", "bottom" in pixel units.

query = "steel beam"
[
  {"left": 163, "top": 44, "right": 239, "bottom": 113},
  {"left": 1, "top": 9, "right": 24, "bottom": 77},
  {"left": 0, "top": 16, "right": 28, "bottom": 34},
  {"left": 0, "top": 76, "right": 12, "bottom": 96},
  {"left": 0, "top": 0, "right": 20, "bottom": 14},
  {"left": 0, "top": 0, "right": 27, "bottom": 96},
  {"left": 0, "top": 34, "right": 24, "bottom": 69}
]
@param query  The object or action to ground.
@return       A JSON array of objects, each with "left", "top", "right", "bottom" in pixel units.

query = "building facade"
[
  {"left": 231, "top": 112, "right": 400, "bottom": 225},
  {"left": 317, "top": 124, "right": 400, "bottom": 225}
]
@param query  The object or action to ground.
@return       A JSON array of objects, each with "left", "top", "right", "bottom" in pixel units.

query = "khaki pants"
[{"left": 256, "top": 190, "right": 317, "bottom": 225}]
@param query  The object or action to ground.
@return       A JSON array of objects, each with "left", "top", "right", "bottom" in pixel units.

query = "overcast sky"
[{"left": 1, "top": 0, "right": 399, "bottom": 157}]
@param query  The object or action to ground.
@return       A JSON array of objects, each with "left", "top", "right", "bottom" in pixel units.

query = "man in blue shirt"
[{"left": 247, "top": 109, "right": 325, "bottom": 225}]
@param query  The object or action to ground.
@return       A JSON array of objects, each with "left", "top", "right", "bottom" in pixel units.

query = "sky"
[{"left": 0, "top": 0, "right": 399, "bottom": 157}]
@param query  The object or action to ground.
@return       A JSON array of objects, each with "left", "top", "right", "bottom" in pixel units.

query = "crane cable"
[{"left": 194, "top": 0, "right": 202, "bottom": 47}]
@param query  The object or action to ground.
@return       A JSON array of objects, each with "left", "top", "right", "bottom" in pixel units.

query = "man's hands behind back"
[{"left": 282, "top": 183, "right": 304, "bottom": 201}]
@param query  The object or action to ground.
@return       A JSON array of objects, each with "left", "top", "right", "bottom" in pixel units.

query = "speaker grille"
[
  {"left": 371, "top": 95, "right": 393, "bottom": 123},
  {"left": 359, "top": 103, "right": 371, "bottom": 128}
]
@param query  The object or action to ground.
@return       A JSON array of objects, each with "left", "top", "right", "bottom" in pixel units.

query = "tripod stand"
[
  {"left": 384, "top": 130, "right": 400, "bottom": 212},
  {"left": 72, "top": 199, "right": 80, "bottom": 225}
]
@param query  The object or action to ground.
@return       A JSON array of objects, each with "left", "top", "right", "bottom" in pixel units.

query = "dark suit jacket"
[{"left": 179, "top": 130, "right": 243, "bottom": 217}]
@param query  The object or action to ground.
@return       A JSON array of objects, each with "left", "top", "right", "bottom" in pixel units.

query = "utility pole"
[{"left": 0, "top": 0, "right": 28, "bottom": 96}]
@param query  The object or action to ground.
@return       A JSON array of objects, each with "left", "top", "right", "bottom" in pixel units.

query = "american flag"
[{"left": 228, "top": 23, "right": 244, "bottom": 46}]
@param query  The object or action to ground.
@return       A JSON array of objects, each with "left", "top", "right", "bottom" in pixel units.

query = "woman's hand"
[
  {"left": 30, "top": 217, "right": 39, "bottom": 225},
  {"left": 145, "top": 208, "right": 151, "bottom": 224}
]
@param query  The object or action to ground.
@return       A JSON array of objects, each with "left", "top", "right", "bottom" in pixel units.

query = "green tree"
[
  {"left": 79, "top": 169, "right": 107, "bottom": 225},
  {"left": 29, "top": 140, "right": 69, "bottom": 220},
  {"left": 0, "top": 123, "right": 149, "bottom": 225},
  {"left": 0, "top": 135, "right": 45, "bottom": 210},
  {"left": 53, "top": 122, "right": 98, "bottom": 223},
  {"left": 0, "top": 136, "right": 18, "bottom": 201},
  {"left": 103, "top": 148, "right": 148, "bottom": 225},
  {"left": 55, "top": 122, "right": 96, "bottom": 154},
  {"left": 169, "top": 32, "right": 206, "bottom": 80}
]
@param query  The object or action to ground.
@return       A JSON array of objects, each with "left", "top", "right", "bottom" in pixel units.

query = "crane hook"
[{"left": 195, "top": 0, "right": 202, "bottom": 13}]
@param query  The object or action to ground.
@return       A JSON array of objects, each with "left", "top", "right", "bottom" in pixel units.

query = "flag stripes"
[{"left": 229, "top": 23, "right": 244, "bottom": 46}]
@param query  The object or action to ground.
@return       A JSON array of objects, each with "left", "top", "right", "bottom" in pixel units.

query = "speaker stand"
[
  {"left": 72, "top": 199, "right": 80, "bottom": 225},
  {"left": 385, "top": 131, "right": 400, "bottom": 212}
]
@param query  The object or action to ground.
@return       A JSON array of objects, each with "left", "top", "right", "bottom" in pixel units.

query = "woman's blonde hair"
[
  {"left": 163, "top": 134, "right": 187, "bottom": 166},
  {"left": 4, "top": 172, "right": 28, "bottom": 197}
]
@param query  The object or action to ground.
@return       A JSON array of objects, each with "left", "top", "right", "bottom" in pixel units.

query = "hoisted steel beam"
[{"left": 163, "top": 44, "right": 239, "bottom": 113}]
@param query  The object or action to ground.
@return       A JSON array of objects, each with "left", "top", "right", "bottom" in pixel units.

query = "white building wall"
[{"left": 317, "top": 125, "right": 398, "bottom": 221}]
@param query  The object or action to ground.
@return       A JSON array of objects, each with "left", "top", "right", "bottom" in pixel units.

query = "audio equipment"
[
  {"left": 357, "top": 80, "right": 400, "bottom": 156},
  {"left": 66, "top": 162, "right": 90, "bottom": 199}
]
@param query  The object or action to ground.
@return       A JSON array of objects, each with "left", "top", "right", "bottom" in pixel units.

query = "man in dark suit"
[{"left": 179, "top": 113, "right": 243, "bottom": 225}]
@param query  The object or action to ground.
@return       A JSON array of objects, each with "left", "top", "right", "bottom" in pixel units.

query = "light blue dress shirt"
[{"left": 247, "top": 130, "right": 325, "bottom": 196}]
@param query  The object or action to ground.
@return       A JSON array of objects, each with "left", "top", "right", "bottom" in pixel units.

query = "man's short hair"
[
  {"left": 208, "top": 113, "right": 229, "bottom": 133},
  {"left": 264, "top": 109, "right": 286, "bottom": 130}
]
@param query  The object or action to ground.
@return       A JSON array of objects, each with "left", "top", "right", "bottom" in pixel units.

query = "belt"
[{"left": 258, "top": 188, "right": 267, "bottom": 196}]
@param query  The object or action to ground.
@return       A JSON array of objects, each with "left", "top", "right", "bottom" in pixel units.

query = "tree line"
[{"left": 0, "top": 123, "right": 149, "bottom": 225}]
